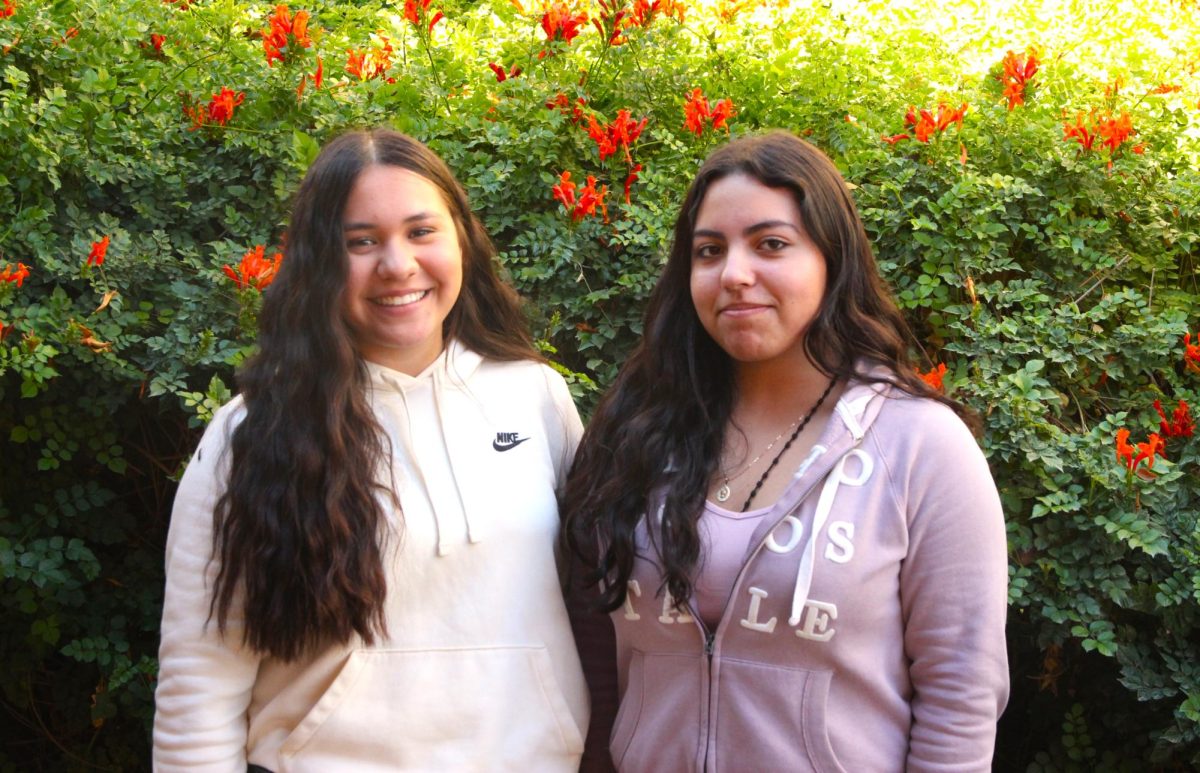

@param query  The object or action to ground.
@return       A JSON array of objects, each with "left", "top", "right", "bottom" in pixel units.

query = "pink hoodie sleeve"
[{"left": 896, "top": 405, "right": 1009, "bottom": 772}]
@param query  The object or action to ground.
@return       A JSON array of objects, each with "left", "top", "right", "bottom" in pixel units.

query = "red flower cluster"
[
  {"left": 261, "top": 5, "right": 312, "bottom": 67},
  {"left": 552, "top": 171, "right": 608, "bottom": 222},
  {"left": 539, "top": 2, "right": 587, "bottom": 57},
  {"left": 1184, "top": 331, "right": 1200, "bottom": 373},
  {"left": 1115, "top": 428, "right": 1165, "bottom": 474},
  {"left": 998, "top": 47, "right": 1039, "bottom": 110},
  {"left": 918, "top": 362, "right": 947, "bottom": 392},
  {"left": 488, "top": 62, "right": 522, "bottom": 82},
  {"left": 87, "top": 235, "right": 110, "bottom": 267},
  {"left": 1063, "top": 110, "right": 1140, "bottom": 157},
  {"left": 906, "top": 102, "right": 968, "bottom": 143},
  {"left": 224, "top": 245, "right": 283, "bottom": 291},
  {"left": 683, "top": 88, "right": 734, "bottom": 135},
  {"left": 184, "top": 87, "right": 245, "bottom": 130},
  {"left": 586, "top": 109, "right": 647, "bottom": 163},
  {"left": 404, "top": 0, "right": 444, "bottom": 34},
  {"left": 346, "top": 36, "right": 394, "bottom": 81},
  {"left": 0, "top": 261, "right": 29, "bottom": 287},
  {"left": 546, "top": 92, "right": 586, "bottom": 123},
  {"left": 0, "top": 320, "right": 11, "bottom": 341},
  {"left": 1, "top": 1, "right": 17, "bottom": 19},
  {"left": 150, "top": 33, "right": 166, "bottom": 53},
  {"left": 1154, "top": 399, "right": 1195, "bottom": 438},
  {"left": 592, "top": 0, "right": 680, "bottom": 46}
]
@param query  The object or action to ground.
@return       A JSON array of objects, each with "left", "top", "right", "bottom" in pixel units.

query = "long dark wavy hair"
[
  {"left": 560, "top": 130, "right": 968, "bottom": 612},
  {"left": 210, "top": 128, "right": 538, "bottom": 660}
]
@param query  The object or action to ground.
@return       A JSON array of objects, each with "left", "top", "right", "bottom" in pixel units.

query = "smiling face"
[
  {"left": 689, "top": 173, "right": 827, "bottom": 371},
  {"left": 341, "top": 164, "right": 464, "bottom": 375}
]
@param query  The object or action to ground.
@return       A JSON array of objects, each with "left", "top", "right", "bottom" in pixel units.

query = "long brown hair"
[
  {"left": 210, "top": 128, "right": 537, "bottom": 660},
  {"left": 561, "top": 130, "right": 967, "bottom": 612}
]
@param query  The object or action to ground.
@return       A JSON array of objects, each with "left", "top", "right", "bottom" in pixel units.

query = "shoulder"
[
  {"left": 861, "top": 388, "right": 992, "bottom": 490},
  {"left": 473, "top": 356, "right": 573, "bottom": 402}
]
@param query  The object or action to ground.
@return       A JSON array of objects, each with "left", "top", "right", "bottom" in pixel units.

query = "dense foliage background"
[{"left": 0, "top": 0, "right": 1197, "bottom": 768}]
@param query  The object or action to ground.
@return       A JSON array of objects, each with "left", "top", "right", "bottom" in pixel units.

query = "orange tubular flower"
[
  {"left": 902, "top": 102, "right": 966, "bottom": 143},
  {"left": 918, "top": 363, "right": 947, "bottom": 392},
  {"left": 1134, "top": 433, "right": 1166, "bottom": 470},
  {"left": 1115, "top": 428, "right": 1136, "bottom": 468},
  {"left": 488, "top": 62, "right": 521, "bottom": 82},
  {"left": 551, "top": 171, "right": 577, "bottom": 211},
  {"left": 576, "top": 175, "right": 609, "bottom": 222},
  {"left": 0, "top": 261, "right": 30, "bottom": 287},
  {"left": 546, "top": 93, "right": 586, "bottom": 123},
  {"left": 207, "top": 87, "right": 245, "bottom": 126},
  {"left": 150, "top": 33, "right": 166, "bottom": 53},
  {"left": 552, "top": 171, "right": 607, "bottom": 222},
  {"left": 1183, "top": 332, "right": 1200, "bottom": 373},
  {"left": 223, "top": 245, "right": 282, "bottom": 291},
  {"left": 0, "top": 1, "right": 15, "bottom": 19},
  {"left": 1096, "top": 111, "right": 1134, "bottom": 154},
  {"left": 881, "top": 133, "right": 910, "bottom": 145},
  {"left": 345, "top": 37, "right": 393, "bottom": 81},
  {"left": 683, "top": 88, "right": 709, "bottom": 135},
  {"left": 1154, "top": 398, "right": 1195, "bottom": 439},
  {"left": 261, "top": 5, "right": 311, "bottom": 67},
  {"left": 998, "top": 48, "right": 1039, "bottom": 110},
  {"left": 710, "top": 98, "right": 735, "bottom": 131},
  {"left": 87, "top": 236, "right": 110, "bottom": 267},
  {"left": 623, "top": 163, "right": 642, "bottom": 204},
  {"left": 586, "top": 109, "right": 647, "bottom": 163},
  {"left": 1062, "top": 112, "right": 1095, "bottom": 151},
  {"left": 1116, "top": 428, "right": 1167, "bottom": 473},
  {"left": 540, "top": 2, "right": 587, "bottom": 47}
]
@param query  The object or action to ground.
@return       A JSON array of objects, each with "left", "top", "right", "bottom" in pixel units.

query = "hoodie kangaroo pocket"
[
  {"left": 277, "top": 646, "right": 584, "bottom": 772},
  {"left": 710, "top": 659, "right": 846, "bottom": 773},
  {"left": 610, "top": 650, "right": 704, "bottom": 773}
]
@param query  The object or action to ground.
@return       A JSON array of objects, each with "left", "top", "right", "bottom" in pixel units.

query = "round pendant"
[{"left": 716, "top": 483, "right": 731, "bottom": 502}]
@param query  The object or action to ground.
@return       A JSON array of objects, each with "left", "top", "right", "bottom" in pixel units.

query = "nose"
[
  {"left": 720, "top": 243, "right": 754, "bottom": 288},
  {"left": 376, "top": 240, "right": 417, "bottom": 278}
]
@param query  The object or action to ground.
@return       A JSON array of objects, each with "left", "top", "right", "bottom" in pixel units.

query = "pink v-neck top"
[{"left": 695, "top": 500, "right": 773, "bottom": 629}]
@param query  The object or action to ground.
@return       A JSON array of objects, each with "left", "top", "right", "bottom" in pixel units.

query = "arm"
[
  {"left": 898, "top": 408, "right": 1009, "bottom": 773},
  {"left": 542, "top": 365, "right": 585, "bottom": 492},
  {"left": 153, "top": 404, "right": 261, "bottom": 772}
]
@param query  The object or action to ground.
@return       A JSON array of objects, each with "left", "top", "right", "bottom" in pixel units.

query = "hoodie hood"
[{"left": 365, "top": 340, "right": 487, "bottom": 556}]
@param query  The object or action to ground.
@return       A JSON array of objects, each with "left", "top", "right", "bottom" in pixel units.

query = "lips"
[
  {"left": 719, "top": 301, "right": 770, "bottom": 315},
  {"left": 372, "top": 289, "right": 429, "bottom": 307}
]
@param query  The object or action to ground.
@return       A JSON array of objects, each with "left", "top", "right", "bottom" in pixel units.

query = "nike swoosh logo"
[{"left": 492, "top": 437, "right": 530, "bottom": 452}]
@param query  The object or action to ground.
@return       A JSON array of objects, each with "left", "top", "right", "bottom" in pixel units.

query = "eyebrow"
[
  {"left": 693, "top": 219, "right": 802, "bottom": 239},
  {"left": 342, "top": 211, "right": 442, "bottom": 230}
]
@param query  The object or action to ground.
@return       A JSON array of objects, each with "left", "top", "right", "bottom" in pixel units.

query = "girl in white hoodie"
[{"left": 154, "top": 129, "right": 588, "bottom": 772}]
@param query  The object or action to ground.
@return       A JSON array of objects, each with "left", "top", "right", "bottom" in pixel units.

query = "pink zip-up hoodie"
[{"left": 582, "top": 376, "right": 1009, "bottom": 772}]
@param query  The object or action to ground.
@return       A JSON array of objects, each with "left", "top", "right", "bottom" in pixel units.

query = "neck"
[{"left": 732, "top": 355, "right": 829, "bottom": 419}]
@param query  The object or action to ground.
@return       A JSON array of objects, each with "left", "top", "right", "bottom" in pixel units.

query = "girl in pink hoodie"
[{"left": 562, "top": 131, "right": 1008, "bottom": 772}]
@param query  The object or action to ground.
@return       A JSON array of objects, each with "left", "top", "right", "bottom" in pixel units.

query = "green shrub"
[{"left": 0, "top": 0, "right": 1197, "bottom": 768}]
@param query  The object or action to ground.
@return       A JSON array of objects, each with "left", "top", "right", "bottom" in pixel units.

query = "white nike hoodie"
[{"left": 154, "top": 341, "right": 588, "bottom": 772}]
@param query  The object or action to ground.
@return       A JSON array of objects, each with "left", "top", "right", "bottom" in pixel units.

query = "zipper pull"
[{"left": 704, "top": 631, "right": 715, "bottom": 657}]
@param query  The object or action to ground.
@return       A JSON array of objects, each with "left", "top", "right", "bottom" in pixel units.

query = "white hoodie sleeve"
[
  {"left": 542, "top": 365, "right": 584, "bottom": 492},
  {"left": 154, "top": 401, "right": 260, "bottom": 772}
]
